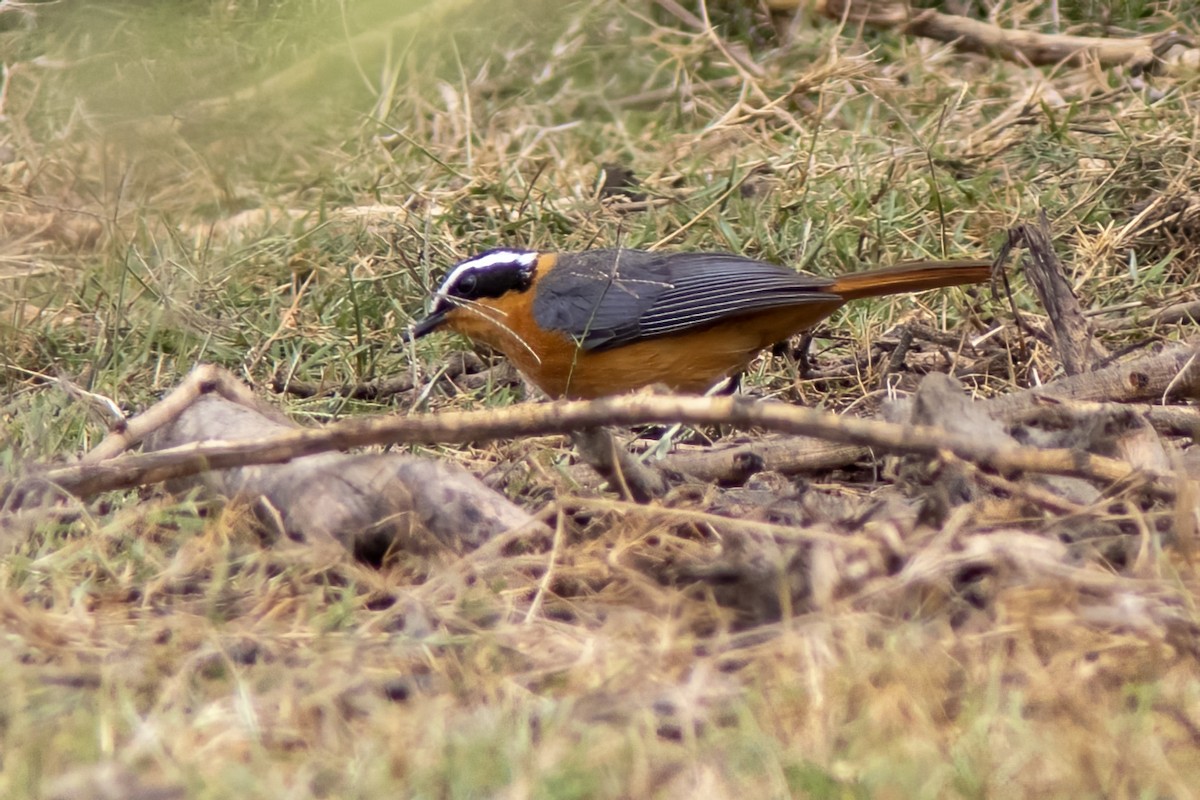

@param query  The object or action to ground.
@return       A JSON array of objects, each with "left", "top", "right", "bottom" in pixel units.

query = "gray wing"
[{"left": 532, "top": 249, "right": 838, "bottom": 352}]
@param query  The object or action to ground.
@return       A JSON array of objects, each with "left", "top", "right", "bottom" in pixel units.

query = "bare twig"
[
  {"left": 524, "top": 507, "right": 567, "bottom": 624},
  {"left": 13, "top": 341, "right": 1199, "bottom": 506},
  {"left": 8, "top": 367, "right": 1185, "bottom": 506},
  {"left": 615, "top": 75, "right": 742, "bottom": 109},
  {"left": 660, "top": 438, "right": 869, "bottom": 482},
  {"left": 53, "top": 374, "right": 125, "bottom": 431},
  {"left": 563, "top": 495, "right": 866, "bottom": 546},
  {"left": 1095, "top": 298, "right": 1200, "bottom": 331},
  {"left": 941, "top": 452, "right": 1089, "bottom": 516},
  {"left": 1005, "top": 400, "right": 1200, "bottom": 439}
]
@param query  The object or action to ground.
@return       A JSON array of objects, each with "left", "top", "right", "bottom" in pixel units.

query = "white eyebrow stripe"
[{"left": 436, "top": 250, "right": 539, "bottom": 294}]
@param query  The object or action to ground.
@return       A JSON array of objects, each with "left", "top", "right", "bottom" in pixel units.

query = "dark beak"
[{"left": 400, "top": 308, "right": 449, "bottom": 343}]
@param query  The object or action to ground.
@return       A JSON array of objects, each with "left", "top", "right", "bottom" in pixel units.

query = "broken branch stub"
[{"left": 1007, "top": 212, "right": 1108, "bottom": 376}]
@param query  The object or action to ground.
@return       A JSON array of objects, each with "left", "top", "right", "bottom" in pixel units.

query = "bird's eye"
[{"left": 457, "top": 272, "right": 478, "bottom": 295}]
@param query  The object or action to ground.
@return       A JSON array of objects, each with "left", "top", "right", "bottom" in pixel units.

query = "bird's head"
[{"left": 405, "top": 249, "right": 540, "bottom": 340}]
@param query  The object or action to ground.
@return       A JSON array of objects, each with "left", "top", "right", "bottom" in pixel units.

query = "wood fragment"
[
  {"left": 1005, "top": 400, "right": 1200, "bottom": 439},
  {"left": 1096, "top": 298, "right": 1200, "bottom": 331}
]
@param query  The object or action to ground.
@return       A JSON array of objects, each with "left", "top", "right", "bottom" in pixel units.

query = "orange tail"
[{"left": 829, "top": 259, "right": 993, "bottom": 301}]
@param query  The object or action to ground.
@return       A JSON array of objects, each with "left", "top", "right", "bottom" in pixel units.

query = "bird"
[{"left": 404, "top": 248, "right": 993, "bottom": 399}]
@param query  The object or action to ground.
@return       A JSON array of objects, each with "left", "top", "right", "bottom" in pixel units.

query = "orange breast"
[{"left": 444, "top": 294, "right": 842, "bottom": 399}]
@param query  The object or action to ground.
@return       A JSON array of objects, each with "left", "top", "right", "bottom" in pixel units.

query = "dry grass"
[{"left": 3, "top": 0, "right": 1200, "bottom": 797}]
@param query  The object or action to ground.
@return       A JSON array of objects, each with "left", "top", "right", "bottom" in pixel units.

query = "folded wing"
[{"left": 532, "top": 250, "right": 838, "bottom": 352}]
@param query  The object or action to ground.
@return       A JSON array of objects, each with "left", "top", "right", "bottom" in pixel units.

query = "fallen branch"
[
  {"left": 819, "top": 0, "right": 1191, "bottom": 70},
  {"left": 660, "top": 438, "right": 868, "bottom": 483},
  {"left": 6, "top": 367, "right": 1184, "bottom": 506},
  {"left": 1142, "top": 299, "right": 1200, "bottom": 328},
  {"left": 1004, "top": 400, "right": 1200, "bottom": 438},
  {"left": 985, "top": 341, "right": 1200, "bottom": 414},
  {"left": 1097, "top": 298, "right": 1200, "bottom": 331},
  {"left": 271, "top": 351, "right": 496, "bottom": 401},
  {"left": 651, "top": 341, "right": 1200, "bottom": 482}
]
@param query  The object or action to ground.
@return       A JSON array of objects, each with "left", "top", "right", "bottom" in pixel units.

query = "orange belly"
[{"left": 443, "top": 296, "right": 843, "bottom": 399}]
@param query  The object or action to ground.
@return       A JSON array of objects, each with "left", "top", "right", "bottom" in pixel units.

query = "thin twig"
[{"left": 12, "top": 367, "right": 1185, "bottom": 505}]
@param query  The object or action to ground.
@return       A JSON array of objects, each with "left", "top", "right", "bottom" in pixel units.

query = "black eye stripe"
[{"left": 443, "top": 259, "right": 535, "bottom": 300}]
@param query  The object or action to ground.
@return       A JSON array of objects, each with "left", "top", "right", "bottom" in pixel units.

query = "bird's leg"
[
  {"left": 793, "top": 332, "right": 817, "bottom": 378},
  {"left": 715, "top": 371, "right": 742, "bottom": 396},
  {"left": 640, "top": 376, "right": 738, "bottom": 462}
]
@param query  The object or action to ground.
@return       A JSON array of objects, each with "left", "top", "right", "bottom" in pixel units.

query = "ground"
[{"left": 2, "top": 1, "right": 1200, "bottom": 798}]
